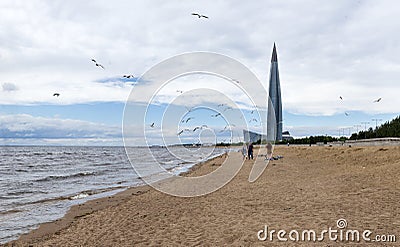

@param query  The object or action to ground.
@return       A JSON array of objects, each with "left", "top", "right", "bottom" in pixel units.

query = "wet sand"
[{"left": 7, "top": 146, "right": 400, "bottom": 246}]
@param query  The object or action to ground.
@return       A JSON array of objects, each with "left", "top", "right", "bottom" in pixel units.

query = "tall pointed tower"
[{"left": 267, "top": 43, "right": 283, "bottom": 141}]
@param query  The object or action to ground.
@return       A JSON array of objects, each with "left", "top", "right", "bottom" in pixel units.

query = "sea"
[{"left": 0, "top": 146, "right": 228, "bottom": 244}]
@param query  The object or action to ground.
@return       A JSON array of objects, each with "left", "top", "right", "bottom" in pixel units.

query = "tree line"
[{"left": 350, "top": 115, "right": 400, "bottom": 140}]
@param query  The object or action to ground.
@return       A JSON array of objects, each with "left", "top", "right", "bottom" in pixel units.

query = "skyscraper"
[{"left": 267, "top": 43, "right": 283, "bottom": 141}]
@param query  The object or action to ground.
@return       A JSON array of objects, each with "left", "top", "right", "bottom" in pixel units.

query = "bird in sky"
[
  {"left": 249, "top": 118, "right": 258, "bottom": 123},
  {"left": 191, "top": 13, "right": 208, "bottom": 19},
  {"left": 211, "top": 113, "right": 221, "bottom": 117},
  {"left": 53, "top": 93, "right": 60, "bottom": 97},
  {"left": 373, "top": 98, "right": 382, "bottom": 103},
  {"left": 339, "top": 96, "right": 343, "bottom": 100},
  {"left": 217, "top": 103, "right": 225, "bottom": 107},
  {"left": 345, "top": 112, "right": 349, "bottom": 116},
  {"left": 91, "top": 58, "right": 105, "bottom": 69},
  {"left": 231, "top": 79, "right": 240, "bottom": 83},
  {"left": 123, "top": 75, "right": 134, "bottom": 78},
  {"left": 184, "top": 106, "right": 193, "bottom": 113},
  {"left": 150, "top": 123, "right": 155, "bottom": 128},
  {"left": 176, "top": 90, "right": 184, "bottom": 93},
  {"left": 185, "top": 117, "right": 194, "bottom": 123},
  {"left": 193, "top": 126, "right": 201, "bottom": 132},
  {"left": 224, "top": 106, "right": 233, "bottom": 112},
  {"left": 177, "top": 130, "right": 184, "bottom": 136}
]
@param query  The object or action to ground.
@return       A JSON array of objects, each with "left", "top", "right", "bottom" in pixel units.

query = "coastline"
[
  {"left": 5, "top": 151, "right": 229, "bottom": 246},
  {"left": 7, "top": 145, "right": 400, "bottom": 246}
]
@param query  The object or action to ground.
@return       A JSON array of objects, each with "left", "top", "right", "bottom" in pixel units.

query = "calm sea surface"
[{"left": 0, "top": 146, "right": 227, "bottom": 244}]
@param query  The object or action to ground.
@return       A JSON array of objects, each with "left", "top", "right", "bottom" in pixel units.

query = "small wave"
[
  {"left": 0, "top": 209, "right": 23, "bottom": 215},
  {"left": 34, "top": 171, "right": 96, "bottom": 182},
  {"left": 7, "top": 190, "right": 35, "bottom": 196},
  {"left": 69, "top": 193, "right": 89, "bottom": 200}
]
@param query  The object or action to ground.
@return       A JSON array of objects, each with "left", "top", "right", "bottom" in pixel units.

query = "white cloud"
[
  {"left": 0, "top": 0, "right": 399, "bottom": 116},
  {"left": 0, "top": 114, "right": 121, "bottom": 139},
  {"left": 2, "top": 82, "right": 18, "bottom": 91}
]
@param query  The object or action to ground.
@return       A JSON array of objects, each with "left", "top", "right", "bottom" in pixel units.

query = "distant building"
[
  {"left": 267, "top": 43, "right": 283, "bottom": 141},
  {"left": 282, "top": 131, "right": 294, "bottom": 141},
  {"left": 243, "top": 130, "right": 266, "bottom": 143},
  {"left": 243, "top": 43, "right": 285, "bottom": 143}
]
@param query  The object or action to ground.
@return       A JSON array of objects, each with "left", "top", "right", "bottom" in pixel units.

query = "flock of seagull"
[
  {"left": 339, "top": 95, "right": 382, "bottom": 117},
  {"left": 50, "top": 11, "right": 384, "bottom": 143},
  {"left": 52, "top": 12, "right": 209, "bottom": 99}
]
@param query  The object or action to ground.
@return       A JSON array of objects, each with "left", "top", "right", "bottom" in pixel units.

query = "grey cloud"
[{"left": 2, "top": 82, "right": 18, "bottom": 91}]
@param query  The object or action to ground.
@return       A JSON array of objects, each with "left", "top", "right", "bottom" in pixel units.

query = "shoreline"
[
  {"left": 5, "top": 152, "right": 229, "bottom": 245},
  {"left": 7, "top": 145, "right": 400, "bottom": 246}
]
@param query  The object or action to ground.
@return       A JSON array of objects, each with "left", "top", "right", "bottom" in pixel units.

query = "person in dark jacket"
[{"left": 248, "top": 142, "right": 254, "bottom": 160}]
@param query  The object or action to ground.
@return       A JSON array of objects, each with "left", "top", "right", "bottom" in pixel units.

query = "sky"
[{"left": 1, "top": 0, "right": 400, "bottom": 146}]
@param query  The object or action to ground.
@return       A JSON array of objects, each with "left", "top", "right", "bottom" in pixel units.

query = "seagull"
[
  {"left": 53, "top": 93, "right": 60, "bottom": 97},
  {"left": 373, "top": 98, "right": 382, "bottom": 103},
  {"left": 176, "top": 90, "right": 184, "bottom": 93},
  {"left": 339, "top": 96, "right": 343, "bottom": 100},
  {"left": 123, "top": 75, "right": 134, "bottom": 78},
  {"left": 91, "top": 58, "right": 105, "bottom": 69},
  {"left": 217, "top": 103, "right": 225, "bottom": 107},
  {"left": 191, "top": 13, "right": 208, "bottom": 19},
  {"left": 193, "top": 126, "right": 201, "bottom": 132},
  {"left": 224, "top": 106, "right": 233, "bottom": 112},
  {"left": 177, "top": 130, "right": 184, "bottom": 136},
  {"left": 345, "top": 112, "right": 349, "bottom": 116},
  {"left": 250, "top": 110, "right": 255, "bottom": 114},
  {"left": 231, "top": 79, "right": 240, "bottom": 83},
  {"left": 211, "top": 113, "right": 221, "bottom": 117},
  {"left": 150, "top": 123, "right": 155, "bottom": 128},
  {"left": 220, "top": 124, "right": 236, "bottom": 132},
  {"left": 249, "top": 118, "right": 258, "bottom": 123},
  {"left": 185, "top": 106, "right": 193, "bottom": 112},
  {"left": 185, "top": 117, "right": 194, "bottom": 123}
]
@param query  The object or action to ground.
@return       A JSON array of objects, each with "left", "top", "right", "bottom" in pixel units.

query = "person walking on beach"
[
  {"left": 241, "top": 144, "right": 248, "bottom": 160},
  {"left": 266, "top": 142, "right": 273, "bottom": 160},
  {"left": 248, "top": 142, "right": 254, "bottom": 160}
]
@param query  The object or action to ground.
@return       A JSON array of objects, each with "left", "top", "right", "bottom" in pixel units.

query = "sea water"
[{"left": 0, "top": 146, "right": 227, "bottom": 243}]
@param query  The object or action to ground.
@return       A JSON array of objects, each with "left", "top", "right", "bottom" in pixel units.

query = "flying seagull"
[
  {"left": 373, "top": 98, "right": 382, "bottom": 103},
  {"left": 191, "top": 13, "right": 208, "bottom": 19},
  {"left": 177, "top": 130, "right": 184, "bottom": 136},
  {"left": 91, "top": 58, "right": 105, "bottom": 69},
  {"left": 345, "top": 112, "right": 349, "bottom": 116},
  {"left": 231, "top": 79, "right": 240, "bottom": 83},
  {"left": 176, "top": 90, "right": 184, "bottom": 93},
  {"left": 185, "top": 117, "right": 194, "bottom": 123},
  {"left": 339, "top": 96, "right": 343, "bottom": 100},
  {"left": 249, "top": 118, "right": 258, "bottom": 123},
  {"left": 193, "top": 126, "right": 201, "bottom": 132},
  {"left": 224, "top": 106, "right": 233, "bottom": 112},
  {"left": 211, "top": 113, "right": 221, "bottom": 117},
  {"left": 150, "top": 123, "right": 155, "bottom": 128},
  {"left": 53, "top": 93, "right": 60, "bottom": 97},
  {"left": 185, "top": 106, "right": 193, "bottom": 112},
  {"left": 123, "top": 75, "right": 134, "bottom": 78}
]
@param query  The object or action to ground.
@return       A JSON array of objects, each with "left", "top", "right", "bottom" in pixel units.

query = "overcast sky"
[{"left": 1, "top": 0, "right": 400, "bottom": 145}]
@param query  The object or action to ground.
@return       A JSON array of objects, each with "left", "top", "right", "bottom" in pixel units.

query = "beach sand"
[{"left": 7, "top": 145, "right": 400, "bottom": 246}]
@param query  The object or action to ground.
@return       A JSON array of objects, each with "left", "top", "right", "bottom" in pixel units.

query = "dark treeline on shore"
[{"left": 350, "top": 115, "right": 400, "bottom": 140}]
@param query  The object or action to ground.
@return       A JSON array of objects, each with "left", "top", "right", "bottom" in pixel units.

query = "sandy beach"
[{"left": 7, "top": 145, "right": 400, "bottom": 246}]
